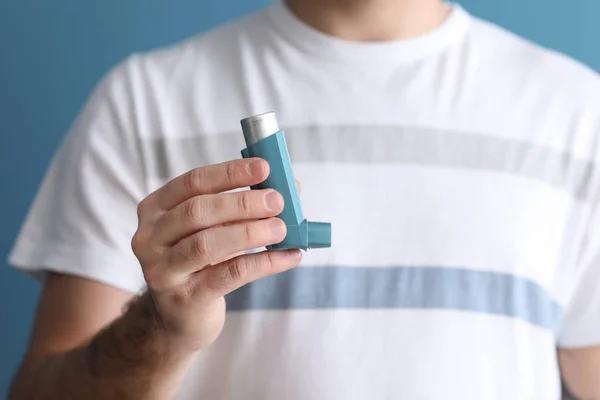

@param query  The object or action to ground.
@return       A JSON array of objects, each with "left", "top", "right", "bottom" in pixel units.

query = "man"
[{"left": 7, "top": 0, "right": 600, "bottom": 398}]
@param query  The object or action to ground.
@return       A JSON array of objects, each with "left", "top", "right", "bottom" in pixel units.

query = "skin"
[
  {"left": 559, "top": 348, "right": 600, "bottom": 399},
  {"left": 286, "top": 0, "right": 451, "bottom": 42},
  {"left": 9, "top": 1, "right": 600, "bottom": 398},
  {"left": 10, "top": 158, "right": 303, "bottom": 399}
]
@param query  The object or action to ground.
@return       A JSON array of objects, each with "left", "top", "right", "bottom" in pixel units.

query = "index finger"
[{"left": 152, "top": 158, "right": 270, "bottom": 211}]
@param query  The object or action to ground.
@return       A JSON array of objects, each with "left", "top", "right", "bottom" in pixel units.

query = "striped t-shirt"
[{"left": 9, "top": 2, "right": 600, "bottom": 399}]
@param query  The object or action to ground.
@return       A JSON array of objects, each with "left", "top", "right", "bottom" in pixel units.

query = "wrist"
[
  {"left": 82, "top": 291, "right": 197, "bottom": 398},
  {"left": 135, "top": 291, "right": 200, "bottom": 361}
]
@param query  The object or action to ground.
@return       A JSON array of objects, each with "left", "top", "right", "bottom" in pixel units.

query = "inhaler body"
[{"left": 240, "top": 112, "right": 331, "bottom": 251}]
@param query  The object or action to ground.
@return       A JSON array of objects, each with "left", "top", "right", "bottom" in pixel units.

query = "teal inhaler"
[{"left": 240, "top": 111, "right": 332, "bottom": 251}]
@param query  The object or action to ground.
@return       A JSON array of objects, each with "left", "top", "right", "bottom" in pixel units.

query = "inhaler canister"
[{"left": 240, "top": 111, "right": 331, "bottom": 250}]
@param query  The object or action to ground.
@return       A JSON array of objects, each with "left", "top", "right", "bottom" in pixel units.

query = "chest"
[{"left": 144, "top": 125, "right": 582, "bottom": 292}]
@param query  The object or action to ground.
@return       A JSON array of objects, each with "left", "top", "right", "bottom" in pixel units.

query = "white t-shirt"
[{"left": 9, "top": 2, "right": 600, "bottom": 399}]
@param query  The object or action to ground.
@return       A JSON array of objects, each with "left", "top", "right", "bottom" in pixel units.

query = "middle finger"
[{"left": 153, "top": 189, "right": 284, "bottom": 246}]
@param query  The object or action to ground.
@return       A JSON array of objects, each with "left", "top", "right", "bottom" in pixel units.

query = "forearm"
[{"left": 9, "top": 292, "right": 195, "bottom": 400}]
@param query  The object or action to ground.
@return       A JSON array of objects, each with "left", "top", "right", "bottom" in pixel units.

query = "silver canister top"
[{"left": 240, "top": 111, "right": 280, "bottom": 146}]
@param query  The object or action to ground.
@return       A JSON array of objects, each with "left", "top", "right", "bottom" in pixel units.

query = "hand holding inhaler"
[{"left": 130, "top": 111, "right": 331, "bottom": 353}]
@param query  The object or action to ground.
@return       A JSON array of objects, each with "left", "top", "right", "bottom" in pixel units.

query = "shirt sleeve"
[
  {"left": 7, "top": 55, "right": 148, "bottom": 294},
  {"left": 557, "top": 191, "right": 600, "bottom": 348}
]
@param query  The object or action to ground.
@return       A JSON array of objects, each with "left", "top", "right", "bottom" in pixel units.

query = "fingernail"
[
  {"left": 286, "top": 250, "right": 302, "bottom": 261},
  {"left": 247, "top": 160, "right": 264, "bottom": 177},
  {"left": 265, "top": 191, "right": 283, "bottom": 211},
  {"left": 269, "top": 218, "right": 286, "bottom": 237}
]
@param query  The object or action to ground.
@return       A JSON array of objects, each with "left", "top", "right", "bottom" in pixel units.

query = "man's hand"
[
  {"left": 9, "top": 158, "right": 302, "bottom": 400},
  {"left": 132, "top": 159, "right": 301, "bottom": 351},
  {"left": 132, "top": 157, "right": 302, "bottom": 351}
]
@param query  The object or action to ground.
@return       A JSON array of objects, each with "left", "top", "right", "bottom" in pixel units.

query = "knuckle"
[
  {"left": 131, "top": 234, "right": 143, "bottom": 256},
  {"left": 131, "top": 226, "right": 152, "bottom": 256},
  {"left": 136, "top": 198, "right": 151, "bottom": 219},
  {"left": 236, "top": 192, "right": 252, "bottom": 215},
  {"left": 227, "top": 258, "right": 248, "bottom": 283},
  {"left": 206, "top": 257, "right": 251, "bottom": 293},
  {"left": 225, "top": 162, "right": 241, "bottom": 184},
  {"left": 243, "top": 224, "right": 258, "bottom": 243},
  {"left": 193, "top": 233, "right": 212, "bottom": 262},
  {"left": 184, "top": 168, "right": 203, "bottom": 194},
  {"left": 186, "top": 197, "right": 206, "bottom": 223},
  {"left": 263, "top": 251, "right": 278, "bottom": 272}
]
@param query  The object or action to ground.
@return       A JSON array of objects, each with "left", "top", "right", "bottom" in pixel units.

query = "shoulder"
[
  {"left": 468, "top": 15, "right": 600, "bottom": 111},
  {"left": 88, "top": 8, "right": 269, "bottom": 126},
  {"left": 123, "top": 10, "right": 268, "bottom": 85},
  {"left": 459, "top": 13, "right": 600, "bottom": 160}
]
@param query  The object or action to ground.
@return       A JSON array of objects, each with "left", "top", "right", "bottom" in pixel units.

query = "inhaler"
[{"left": 240, "top": 111, "right": 332, "bottom": 251}]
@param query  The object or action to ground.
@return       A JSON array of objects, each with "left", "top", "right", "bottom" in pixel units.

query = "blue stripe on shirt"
[{"left": 225, "top": 266, "right": 561, "bottom": 330}]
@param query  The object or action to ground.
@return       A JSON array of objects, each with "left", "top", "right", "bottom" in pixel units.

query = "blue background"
[{"left": 1, "top": 0, "right": 599, "bottom": 396}]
